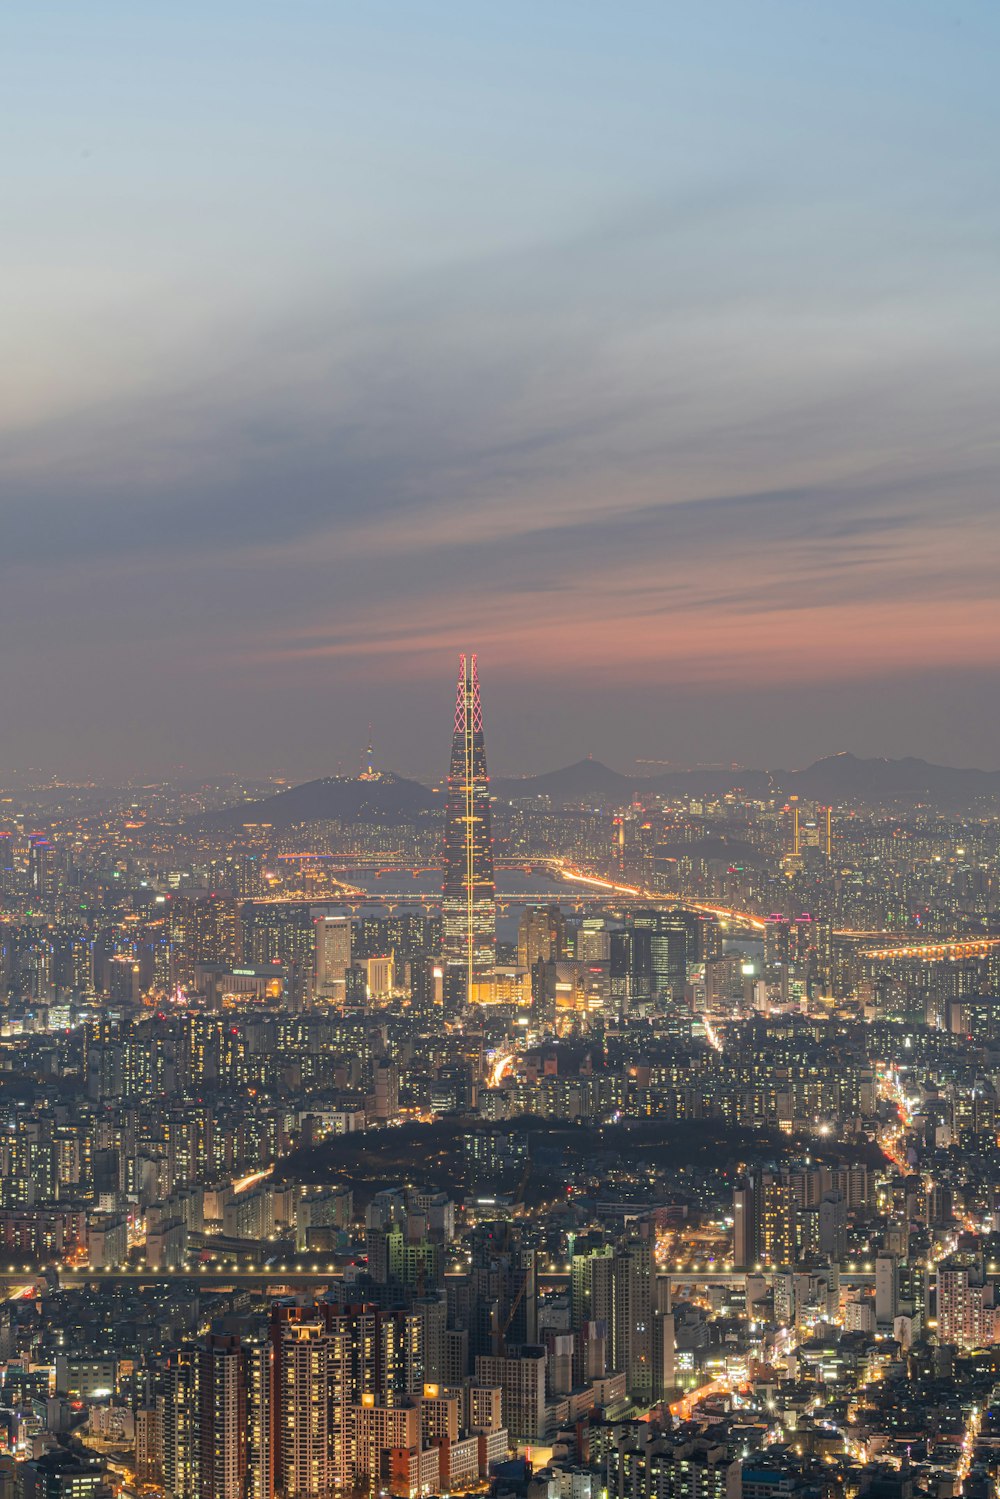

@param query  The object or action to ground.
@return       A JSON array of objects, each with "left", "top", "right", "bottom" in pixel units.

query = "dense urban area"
[{"left": 3, "top": 663, "right": 1000, "bottom": 1499}]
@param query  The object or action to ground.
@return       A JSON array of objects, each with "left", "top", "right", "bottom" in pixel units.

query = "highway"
[
  {"left": 51, "top": 1265, "right": 879, "bottom": 1291},
  {"left": 59, "top": 1267, "right": 346, "bottom": 1288},
  {"left": 859, "top": 937, "right": 1000, "bottom": 960},
  {"left": 257, "top": 854, "right": 999, "bottom": 957}
]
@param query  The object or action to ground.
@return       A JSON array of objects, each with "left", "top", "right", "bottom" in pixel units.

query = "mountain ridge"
[
  {"left": 187, "top": 751, "right": 1000, "bottom": 830},
  {"left": 495, "top": 751, "right": 1000, "bottom": 804}
]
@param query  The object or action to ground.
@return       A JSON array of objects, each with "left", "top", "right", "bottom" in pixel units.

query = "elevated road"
[
  {"left": 858, "top": 937, "right": 1000, "bottom": 961},
  {"left": 200, "top": 856, "right": 1000, "bottom": 955},
  {"left": 53, "top": 1265, "right": 877, "bottom": 1291},
  {"left": 60, "top": 1267, "right": 345, "bottom": 1288}
]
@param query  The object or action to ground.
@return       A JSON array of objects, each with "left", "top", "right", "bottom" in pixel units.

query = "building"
[
  {"left": 610, "top": 928, "right": 652, "bottom": 1017},
  {"left": 476, "top": 1346, "right": 547, "bottom": 1444},
  {"left": 441, "top": 654, "right": 496, "bottom": 1000},
  {"left": 350, "top": 1400, "right": 420, "bottom": 1482},
  {"left": 608, "top": 1435, "right": 733, "bottom": 1499},
  {"left": 612, "top": 1236, "right": 655, "bottom": 1401},
  {"left": 162, "top": 1350, "right": 196, "bottom": 1499},
  {"left": 937, "top": 1256, "right": 994, "bottom": 1348},
  {"left": 135, "top": 1407, "right": 163, "bottom": 1487},
  {"left": 195, "top": 1335, "right": 247, "bottom": 1499},
  {"left": 732, "top": 1170, "right": 796, "bottom": 1269},
  {"left": 270, "top": 1308, "right": 337, "bottom": 1496},
  {"left": 85, "top": 1213, "right": 127, "bottom": 1270},
  {"left": 371, "top": 1060, "right": 400, "bottom": 1122},
  {"left": 269, "top": 1302, "right": 418, "bottom": 1490},
  {"left": 469, "top": 1224, "right": 537, "bottom": 1359},
  {"left": 313, "top": 910, "right": 351, "bottom": 1001},
  {"left": 628, "top": 910, "right": 694, "bottom": 1001},
  {"left": 365, "top": 955, "right": 395, "bottom": 1001},
  {"left": 17, "top": 1444, "right": 112, "bottom": 1499},
  {"left": 160, "top": 1337, "right": 249, "bottom": 1499},
  {"left": 518, "top": 906, "right": 567, "bottom": 970},
  {"left": 54, "top": 1357, "right": 116, "bottom": 1400}
]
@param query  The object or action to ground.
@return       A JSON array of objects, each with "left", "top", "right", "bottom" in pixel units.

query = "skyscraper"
[
  {"left": 162, "top": 1336, "right": 250, "bottom": 1499},
  {"left": 732, "top": 1169, "right": 797, "bottom": 1269},
  {"left": 195, "top": 1334, "right": 247, "bottom": 1499},
  {"left": 441, "top": 653, "right": 496, "bottom": 996}
]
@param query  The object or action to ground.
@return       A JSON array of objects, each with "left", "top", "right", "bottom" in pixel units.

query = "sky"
[{"left": 3, "top": 1, "right": 999, "bottom": 782}]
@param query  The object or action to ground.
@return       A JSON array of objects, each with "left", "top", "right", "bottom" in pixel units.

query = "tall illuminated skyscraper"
[{"left": 441, "top": 653, "right": 496, "bottom": 995}]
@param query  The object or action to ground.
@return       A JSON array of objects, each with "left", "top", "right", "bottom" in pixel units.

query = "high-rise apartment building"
[
  {"left": 196, "top": 1335, "right": 247, "bottom": 1499},
  {"left": 937, "top": 1257, "right": 994, "bottom": 1348},
  {"left": 271, "top": 1308, "right": 337, "bottom": 1496},
  {"left": 475, "top": 1347, "right": 547, "bottom": 1444},
  {"left": 161, "top": 1337, "right": 251, "bottom": 1499},
  {"left": 733, "top": 1170, "right": 797, "bottom": 1269}
]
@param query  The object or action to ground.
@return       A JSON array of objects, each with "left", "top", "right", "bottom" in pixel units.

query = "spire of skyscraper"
[{"left": 441, "top": 653, "right": 496, "bottom": 999}]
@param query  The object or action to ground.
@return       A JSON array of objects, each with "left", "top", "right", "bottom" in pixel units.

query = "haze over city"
[{"left": 4, "top": 2, "right": 1000, "bottom": 779}]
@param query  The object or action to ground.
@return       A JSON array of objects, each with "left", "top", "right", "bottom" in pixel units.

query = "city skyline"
[
  {"left": 3, "top": 3, "right": 1000, "bottom": 777},
  {"left": 7, "top": 9, "right": 1000, "bottom": 1498}
]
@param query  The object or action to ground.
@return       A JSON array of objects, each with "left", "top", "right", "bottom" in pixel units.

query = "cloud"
[{"left": 1, "top": 178, "right": 999, "bottom": 775}]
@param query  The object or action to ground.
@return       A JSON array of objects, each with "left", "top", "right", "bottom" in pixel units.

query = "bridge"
[
  {"left": 59, "top": 1266, "right": 348, "bottom": 1289},
  {"left": 48, "top": 1264, "right": 878, "bottom": 1292},
  {"left": 858, "top": 937, "right": 1000, "bottom": 961},
  {"left": 254, "top": 860, "right": 770, "bottom": 928},
  {"left": 258, "top": 857, "right": 999, "bottom": 956},
  {"left": 538, "top": 1269, "right": 876, "bottom": 1289},
  {"left": 254, "top": 890, "right": 659, "bottom": 913}
]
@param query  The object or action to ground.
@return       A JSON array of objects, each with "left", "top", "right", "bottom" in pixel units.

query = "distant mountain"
[
  {"left": 189, "top": 751, "right": 1000, "bottom": 833},
  {"left": 493, "top": 752, "right": 1000, "bottom": 807},
  {"left": 492, "top": 758, "right": 635, "bottom": 802},
  {"left": 783, "top": 752, "right": 1000, "bottom": 804},
  {"left": 492, "top": 758, "right": 770, "bottom": 803},
  {"left": 188, "top": 773, "right": 437, "bottom": 831}
]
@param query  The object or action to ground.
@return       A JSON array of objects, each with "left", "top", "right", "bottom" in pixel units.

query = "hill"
[
  {"left": 188, "top": 752, "right": 1000, "bottom": 833},
  {"left": 188, "top": 773, "right": 437, "bottom": 831},
  {"left": 784, "top": 752, "right": 1000, "bottom": 804},
  {"left": 492, "top": 758, "right": 635, "bottom": 802},
  {"left": 492, "top": 758, "right": 769, "bottom": 803},
  {"left": 495, "top": 753, "right": 1000, "bottom": 807},
  {"left": 275, "top": 1114, "right": 885, "bottom": 1209}
]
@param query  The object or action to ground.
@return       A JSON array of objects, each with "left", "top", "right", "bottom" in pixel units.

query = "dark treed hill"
[
  {"left": 187, "top": 772, "right": 437, "bottom": 831},
  {"left": 658, "top": 836, "right": 764, "bottom": 866},
  {"left": 275, "top": 1115, "right": 886, "bottom": 1210}
]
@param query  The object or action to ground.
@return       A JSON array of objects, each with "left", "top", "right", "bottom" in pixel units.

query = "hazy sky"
[{"left": 3, "top": 1, "right": 999, "bottom": 781}]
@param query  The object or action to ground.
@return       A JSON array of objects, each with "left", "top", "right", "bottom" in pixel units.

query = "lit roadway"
[
  {"left": 554, "top": 864, "right": 1000, "bottom": 956},
  {"left": 858, "top": 937, "right": 1000, "bottom": 960},
  {"left": 48, "top": 1264, "right": 879, "bottom": 1291},
  {"left": 260, "top": 855, "right": 998, "bottom": 956},
  {"left": 260, "top": 857, "right": 771, "bottom": 927},
  {"left": 486, "top": 1045, "right": 516, "bottom": 1089}
]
